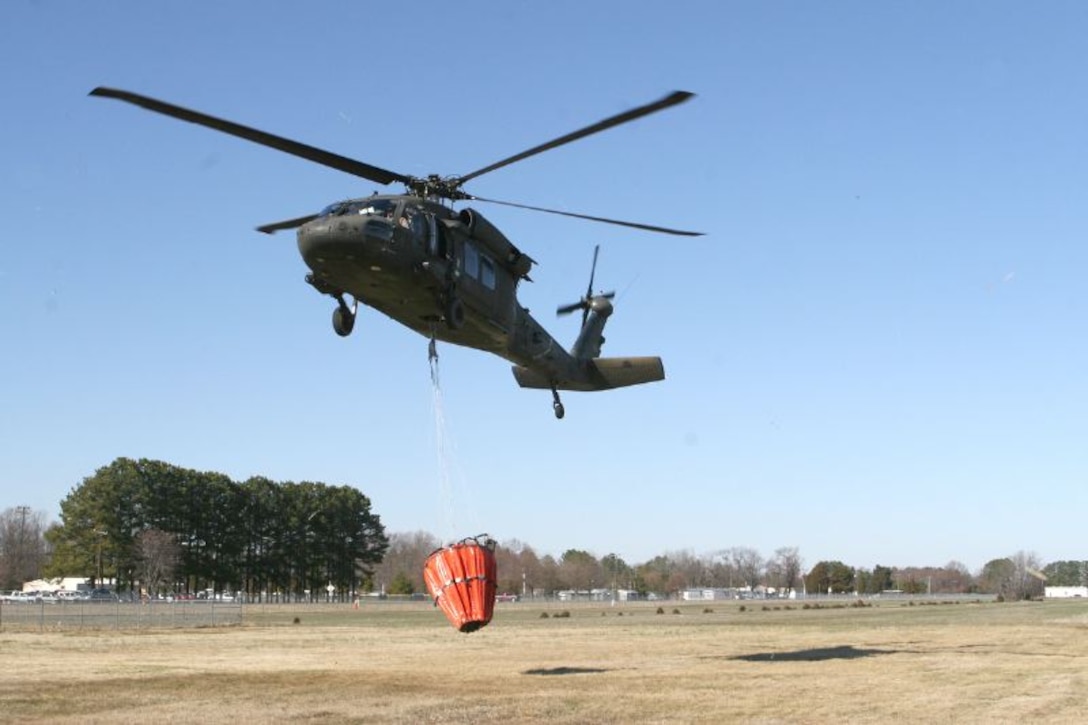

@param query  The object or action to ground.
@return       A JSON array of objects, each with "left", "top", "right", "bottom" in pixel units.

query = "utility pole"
[{"left": 14, "top": 506, "right": 31, "bottom": 586}]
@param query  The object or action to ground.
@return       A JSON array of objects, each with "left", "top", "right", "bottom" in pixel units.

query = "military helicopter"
[{"left": 90, "top": 87, "right": 702, "bottom": 419}]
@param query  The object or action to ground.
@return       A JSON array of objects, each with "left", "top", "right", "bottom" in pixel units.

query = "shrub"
[
  {"left": 656, "top": 607, "right": 665, "bottom": 615},
  {"left": 738, "top": 605, "right": 746, "bottom": 612},
  {"left": 672, "top": 608, "right": 681, "bottom": 615},
  {"left": 539, "top": 612, "right": 549, "bottom": 619}
]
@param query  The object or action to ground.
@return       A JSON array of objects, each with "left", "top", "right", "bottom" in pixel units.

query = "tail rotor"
[{"left": 557, "top": 245, "right": 615, "bottom": 325}]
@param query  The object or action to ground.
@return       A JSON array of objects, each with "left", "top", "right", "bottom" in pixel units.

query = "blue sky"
[{"left": 2, "top": 1, "right": 1086, "bottom": 573}]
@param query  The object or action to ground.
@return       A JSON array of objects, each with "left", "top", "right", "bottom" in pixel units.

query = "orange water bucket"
[{"left": 423, "top": 535, "right": 497, "bottom": 633}]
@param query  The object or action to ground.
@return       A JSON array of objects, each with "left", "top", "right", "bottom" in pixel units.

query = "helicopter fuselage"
[
  {"left": 89, "top": 86, "right": 689, "bottom": 417},
  {"left": 299, "top": 194, "right": 575, "bottom": 375}
]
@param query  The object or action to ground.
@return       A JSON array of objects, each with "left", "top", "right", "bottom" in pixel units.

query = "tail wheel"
[{"left": 551, "top": 387, "right": 565, "bottom": 419}]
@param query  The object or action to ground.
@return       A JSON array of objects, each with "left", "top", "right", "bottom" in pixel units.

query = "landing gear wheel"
[
  {"left": 445, "top": 297, "right": 465, "bottom": 330},
  {"left": 332, "top": 304, "right": 355, "bottom": 337},
  {"left": 551, "top": 387, "right": 565, "bottom": 420}
]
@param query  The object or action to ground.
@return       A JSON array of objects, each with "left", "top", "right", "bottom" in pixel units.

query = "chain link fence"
[{"left": 0, "top": 599, "right": 243, "bottom": 631}]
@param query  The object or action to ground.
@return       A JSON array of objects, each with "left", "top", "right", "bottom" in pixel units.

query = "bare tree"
[
  {"left": 978, "top": 552, "right": 1045, "bottom": 601},
  {"left": 558, "top": 549, "right": 602, "bottom": 591},
  {"left": 666, "top": 549, "right": 706, "bottom": 590},
  {"left": 537, "top": 554, "right": 562, "bottom": 594},
  {"left": 892, "top": 563, "right": 974, "bottom": 594},
  {"left": 769, "top": 547, "right": 803, "bottom": 596},
  {"left": 705, "top": 551, "right": 737, "bottom": 589},
  {"left": 937, "top": 561, "right": 973, "bottom": 593},
  {"left": 0, "top": 507, "right": 48, "bottom": 590},
  {"left": 494, "top": 539, "right": 550, "bottom": 596},
  {"left": 371, "top": 531, "right": 441, "bottom": 594},
  {"left": 1009, "top": 550, "right": 1046, "bottom": 601},
  {"left": 728, "top": 547, "right": 765, "bottom": 590},
  {"left": 135, "top": 529, "right": 180, "bottom": 596}
]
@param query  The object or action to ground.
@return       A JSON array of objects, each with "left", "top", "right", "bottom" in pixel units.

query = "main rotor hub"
[{"left": 406, "top": 175, "right": 470, "bottom": 201}]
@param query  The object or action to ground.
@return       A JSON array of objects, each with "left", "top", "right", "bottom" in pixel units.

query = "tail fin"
[{"left": 512, "top": 356, "right": 664, "bottom": 391}]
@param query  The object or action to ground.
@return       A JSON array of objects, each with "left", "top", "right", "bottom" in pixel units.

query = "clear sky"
[{"left": 2, "top": 1, "right": 1086, "bottom": 573}]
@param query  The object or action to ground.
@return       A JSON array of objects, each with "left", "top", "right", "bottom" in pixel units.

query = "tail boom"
[{"left": 512, "top": 356, "right": 664, "bottom": 392}]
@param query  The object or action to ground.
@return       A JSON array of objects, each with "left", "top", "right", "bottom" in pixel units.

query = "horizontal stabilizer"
[
  {"left": 591, "top": 356, "right": 665, "bottom": 388},
  {"left": 512, "top": 356, "right": 664, "bottom": 391}
]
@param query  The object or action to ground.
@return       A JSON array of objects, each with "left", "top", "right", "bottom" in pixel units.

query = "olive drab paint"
[{"left": 89, "top": 87, "right": 702, "bottom": 418}]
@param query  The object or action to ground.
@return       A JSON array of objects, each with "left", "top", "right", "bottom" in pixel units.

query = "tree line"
[
  {"left": 802, "top": 552, "right": 1052, "bottom": 601},
  {"left": 373, "top": 533, "right": 1077, "bottom": 602},
  {"left": 374, "top": 536, "right": 800, "bottom": 598},
  {"left": 3, "top": 458, "right": 1084, "bottom": 602},
  {"left": 36, "top": 458, "right": 388, "bottom": 599}
]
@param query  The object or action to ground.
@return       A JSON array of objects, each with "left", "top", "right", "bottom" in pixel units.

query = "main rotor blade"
[
  {"left": 256, "top": 213, "right": 320, "bottom": 235},
  {"left": 90, "top": 87, "right": 410, "bottom": 186},
  {"left": 470, "top": 196, "right": 704, "bottom": 236},
  {"left": 458, "top": 91, "right": 695, "bottom": 184}
]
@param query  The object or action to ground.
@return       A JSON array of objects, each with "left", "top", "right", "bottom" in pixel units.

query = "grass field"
[{"left": 2, "top": 598, "right": 1087, "bottom": 723}]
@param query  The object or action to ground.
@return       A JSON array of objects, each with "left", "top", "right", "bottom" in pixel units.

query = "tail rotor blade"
[
  {"left": 586, "top": 244, "right": 600, "bottom": 300},
  {"left": 557, "top": 301, "right": 585, "bottom": 316},
  {"left": 558, "top": 246, "right": 615, "bottom": 323}
]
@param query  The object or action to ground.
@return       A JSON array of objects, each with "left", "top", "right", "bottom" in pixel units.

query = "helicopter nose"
[{"left": 296, "top": 216, "right": 393, "bottom": 268}]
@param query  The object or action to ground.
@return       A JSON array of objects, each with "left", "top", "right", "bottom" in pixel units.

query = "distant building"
[
  {"left": 681, "top": 588, "right": 743, "bottom": 601},
  {"left": 555, "top": 589, "right": 612, "bottom": 602},
  {"left": 1045, "top": 586, "right": 1088, "bottom": 599},
  {"left": 20, "top": 577, "right": 91, "bottom": 593}
]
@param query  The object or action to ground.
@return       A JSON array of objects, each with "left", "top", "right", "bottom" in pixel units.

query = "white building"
[
  {"left": 1044, "top": 586, "right": 1087, "bottom": 599},
  {"left": 681, "top": 588, "right": 740, "bottom": 601},
  {"left": 22, "top": 577, "right": 91, "bottom": 593}
]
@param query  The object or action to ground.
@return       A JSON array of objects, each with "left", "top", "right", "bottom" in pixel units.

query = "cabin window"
[
  {"left": 464, "top": 242, "right": 479, "bottom": 279},
  {"left": 480, "top": 255, "right": 496, "bottom": 289}
]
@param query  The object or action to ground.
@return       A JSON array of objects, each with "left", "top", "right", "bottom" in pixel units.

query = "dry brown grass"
[{"left": 2, "top": 599, "right": 1087, "bottom": 723}]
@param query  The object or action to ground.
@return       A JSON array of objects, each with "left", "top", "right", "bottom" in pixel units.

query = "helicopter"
[{"left": 89, "top": 87, "right": 702, "bottom": 419}]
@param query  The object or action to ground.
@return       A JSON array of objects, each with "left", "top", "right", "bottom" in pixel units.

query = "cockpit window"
[
  {"left": 319, "top": 198, "right": 398, "bottom": 219},
  {"left": 318, "top": 201, "right": 348, "bottom": 217}
]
